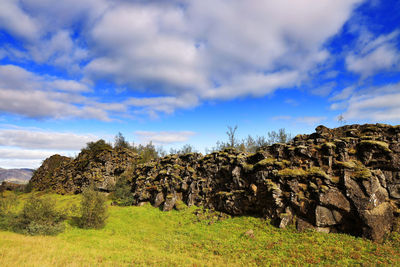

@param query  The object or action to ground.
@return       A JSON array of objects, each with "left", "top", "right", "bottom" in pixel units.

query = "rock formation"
[
  {"left": 30, "top": 123, "right": 400, "bottom": 241},
  {"left": 30, "top": 148, "right": 138, "bottom": 194}
]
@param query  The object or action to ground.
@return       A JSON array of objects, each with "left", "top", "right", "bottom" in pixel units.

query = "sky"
[{"left": 0, "top": 0, "right": 399, "bottom": 169}]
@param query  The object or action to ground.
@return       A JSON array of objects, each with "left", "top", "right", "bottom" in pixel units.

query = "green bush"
[
  {"left": 78, "top": 186, "right": 108, "bottom": 229},
  {"left": 0, "top": 192, "right": 18, "bottom": 216},
  {"left": 13, "top": 195, "right": 67, "bottom": 235},
  {"left": 112, "top": 176, "right": 134, "bottom": 206},
  {"left": 0, "top": 193, "right": 19, "bottom": 231}
]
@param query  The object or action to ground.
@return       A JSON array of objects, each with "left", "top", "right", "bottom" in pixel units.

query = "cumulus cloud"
[
  {"left": 0, "top": 127, "right": 99, "bottom": 168},
  {"left": 0, "top": 0, "right": 365, "bottom": 119},
  {"left": 330, "top": 82, "right": 400, "bottom": 122},
  {"left": 346, "top": 31, "right": 400, "bottom": 77},
  {"left": 135, "top": 131, "right": 196, "bottom": 145},
  {"left": 0, "top": 128, "right": 98, "bottom": 150},
  {"left": 296, "top": 116, "right": 327, "bottom": 125},
  {"left": 0, "top": 148, "right": 56, "bottom": 160},
  {"left": 0, "top": 0, "right": 40, "bottom": 41}
]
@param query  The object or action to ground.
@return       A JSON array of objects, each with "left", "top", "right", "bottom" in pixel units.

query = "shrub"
[
  {"left": 78, "top": 186, "right": 108, "bottom": 229},
  {"left": 13, "top": 195, "right": 67, "bottom": 235},
  {"left": 112, "top": 176, "right": 134, "bottom": 206},
  {"left": 0, "top": 192, "right": 18, "bottom": 216},
  {"left": 0, "top": 192, "right": 19, "bottom": 231}
]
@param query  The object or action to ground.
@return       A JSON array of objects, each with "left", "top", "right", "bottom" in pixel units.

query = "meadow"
[{"left": 0, "top": 192, "right": 399, "bottom": 266}]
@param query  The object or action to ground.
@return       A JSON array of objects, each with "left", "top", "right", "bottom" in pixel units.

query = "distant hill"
[{"left": 0, "top": 168, "right": 34, "bottom": 184}]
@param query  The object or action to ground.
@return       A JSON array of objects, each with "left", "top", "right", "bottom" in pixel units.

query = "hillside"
[
  {"left": 0, "top": 168, "right": 33, "bottom": 184},
  {"left": 30, "top": 123, "right": 400, "bottom": 241}
]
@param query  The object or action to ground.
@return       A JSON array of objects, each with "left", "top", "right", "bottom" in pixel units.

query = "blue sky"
[{"left": 0, "top": 0, "right": 399, "bottom": 168}]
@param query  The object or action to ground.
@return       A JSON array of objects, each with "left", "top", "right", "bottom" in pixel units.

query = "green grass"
[{"left": 0, "top": 193, "right": 399, "bottom": 266}]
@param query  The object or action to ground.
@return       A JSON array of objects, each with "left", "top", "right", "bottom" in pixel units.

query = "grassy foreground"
[{"left": 0, "top": 193, "right": 399, "bottom": 266}]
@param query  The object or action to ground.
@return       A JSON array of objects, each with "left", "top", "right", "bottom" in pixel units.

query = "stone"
[
  {"left": 319, "top": 189, "right": 351, "bottom": 212},
  {"left": 153, "top": 192, "right": 165, "bottom": 208},
  {"left": 359, "top": 202, "right": 393, "bottom": 242},
  {"left": 316, "top": 206, "right": 337, "bottom": 227},
  {"left": 30, "top": 123, "right": 400, "bottom": 241}
]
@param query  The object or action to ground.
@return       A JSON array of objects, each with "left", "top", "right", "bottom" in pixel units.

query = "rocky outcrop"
[
  {"left": 30, "top": 148, "right": 138, "bottom": 194},
  {"left": 31, "top": 123, "right": 400, "bottom": 241}
]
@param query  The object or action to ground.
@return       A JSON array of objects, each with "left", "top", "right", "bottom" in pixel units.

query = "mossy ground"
[{"left": 0, "top": 192, "right": 400, "bottom": 266}]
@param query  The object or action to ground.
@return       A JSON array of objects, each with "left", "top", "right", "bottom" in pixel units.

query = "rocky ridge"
[{"left": 30, "top": 124, "right": 400, "bottom": 241}]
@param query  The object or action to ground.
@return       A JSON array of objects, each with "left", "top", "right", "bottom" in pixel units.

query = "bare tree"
[
  {"left": 226, "top": 125, "right": 238, "bottom": 148},
  {"left": 337, "top": 114, "right": 346, "bottom": 126}
]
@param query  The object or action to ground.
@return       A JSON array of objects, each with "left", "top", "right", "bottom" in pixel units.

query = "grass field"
[{"left": 0, "top": 192, "right": 399, "bottom": 266}]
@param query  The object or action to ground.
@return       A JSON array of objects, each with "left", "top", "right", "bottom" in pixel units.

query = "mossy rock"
[
  {"left": 322, "top": 142, "right": 336, "bottom": 149},
  {"left": 174, "top": 200, "right": 188, "bottom": 211},
  {"left": 277, "top": 168, "right": 307, "bottom": 178},
  {"left": 242, "top": 163, "right": 254, "bottom": 172},
  {"left": 255, "top": 158, "right": 289, "bottom": 169},
  {"left": 335, "top": 160, "right": 357, "bottom": 169},
  {"left": 306, "top": 167, "right": 330, "bottom": 180},
  {"left": 344, "top": 160, "right": 373, "bottom": 180},
  {"left": 359, "top": 140, "right": 391, "bottom": 152}
]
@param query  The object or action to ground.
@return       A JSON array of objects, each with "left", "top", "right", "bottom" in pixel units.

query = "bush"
[
  {"left": 112, "top": 175, "right": 134, "bottom": 206},
  {"left": 0, "top": 192, "right": 19, "bottom": 231},
  {"left": 0, "top": 192, "right": 18, "bottom": 216},
  {"left": 13, "top": 195, "right": 67, "bottom": 235},
  {"left": 78, "top": 186, "right": 108, "bottom": 229}
]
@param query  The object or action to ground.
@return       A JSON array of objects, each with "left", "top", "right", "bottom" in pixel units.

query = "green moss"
[
  {"left": 309, "top": 182, "right": 318, "bottom": 190},
  {"left": 174, "top": 200, "right": 187, "bottom": 211},
  {"left": 329, "top": 176, "right": 340, "bottom": 184},
  {"left": 336, "top": 161, "right": 357, "bottom": 169},
  {"left": 242, "top": 163, "right": 254, "bottom": 172},
  {"left": 255, "top": 158, "right": 289, "bottom": 169},
  {"left": 186, "top": 167, "right": 195, "bottom": 173},
  {"left": 360, "top": 140, "right": 391, "bottom": 152},
  {"left": 306, "top": 167, "right": 329, "bottom": 179},
  {"left": 323, "top": 142, "right": 336, "bottom": 149},
  {"left": 277, "top": 168, "right": 307, "bottom": 178},
  {"left": 265, "top": 179, "right": 279, "bottom": 191},
  {"left": 353, "top": 167, "right": 372, "bottom": 180},
  {"left": 216, "top": 191, "right": 233, "bottom": 197}
]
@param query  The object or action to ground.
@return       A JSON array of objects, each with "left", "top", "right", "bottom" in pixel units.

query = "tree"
[
  {"left": 78, "top": 186, "right": 108, "bottom": 229},
  {"left": 338, "top": 114, "right": 346, "bottom": 126},
  {"left": 114, "top": 132, "right": 130, "bottom": 149},
  {"left": 83, "top": 140, "right": 112, "bottom": 156},
  {"left": 267, "top": 128, "right": 291, "bottom": 145},
  {"left": 226, "top": 125, "right": 238, "bottom": 148}
]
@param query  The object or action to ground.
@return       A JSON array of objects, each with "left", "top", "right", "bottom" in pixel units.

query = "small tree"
[
  {"left": 13, "top": 195, "right": 66, "bottom": 235},
  {"left": 78, "top": 186, "right": 108, "bottom": 229},
  {"left": 114, "top": 132, "right": 130, "bottom": 149},
  {"left": 112, "top": 175, "right": 134, "bottom": 206},
  {"left": 226, "top": 125, "right": 238, "bottom": 148},
  {"left": 338, "top": 114, "right": 346, "bottom": 125}
]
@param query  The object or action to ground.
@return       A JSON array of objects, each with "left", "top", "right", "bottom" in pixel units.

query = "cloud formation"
[
  {"left": 0, "top": 0, "right": 365, "bottom": 119},
  {"left": 135, "top": 131, "right": 196, "bottom": 145},
  {"left": 0, "top": 128, "right": 98, "bottom": 150}
]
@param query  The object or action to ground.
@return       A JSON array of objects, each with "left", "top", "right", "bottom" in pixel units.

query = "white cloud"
[
  {"left": 346, "top": 31, "right": 400, "bottom": 77},
  {"left": 0, "top": 129, "right": 98, "bottom": 150},
  {"left": 0, "top": 0, "right": 365, "bottom": 119},
  {"left": 0, "top": 0, "right": 40, "bottom": 41},
  {"left": 135, "top": 131, "right": 196, "bottom": 145},
  {"left": 0, "top": 64, "right": 115, "bottom": 120},
  {"left": 329, "top": 86, "right": 355, "bottom": 101},
  {"left": 331, "top": 82, "right": 400, "bottom": 122},
  {"left": 0, "top": 148, "right": 56, "bottom": 160},
  {"left": 296, "top": 116, "right": 327, "bottom": 125}
]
